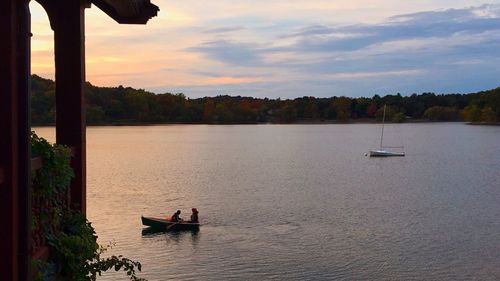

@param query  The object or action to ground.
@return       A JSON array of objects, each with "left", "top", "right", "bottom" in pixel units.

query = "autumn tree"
[
  {"left": 203, "top": 98, "right": 215, "bottom": 123},
  {"left": 331, "top": 97, "right": 351, "bottom": 122},
  {"left": 481, "top": 107, "right": 496, "bottom": 122},
  {"left": 463, "top": 105, "right": 481, "bottom": 122}
]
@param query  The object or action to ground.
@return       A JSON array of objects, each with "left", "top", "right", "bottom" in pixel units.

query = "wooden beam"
[
  {"left": 17, "top": 1, "right": 32, "bottom": 279},
  {"left": 51, "top": 0, "right": 87, "bottom": 214},
  {"left": 37, "top": 0, "right": 87, "bottom": 214},
  {"left": 0, "top": 0, "right": 31, "bottom": 279},
  {"left": 31, "top": 157, "right": 43, "bottom": 171},
  {"left": 91, "top": 0, "right": 158, "bottom": 24},
  {"left": 0, "top": 0, "right": 20, "bottom": 278},
  {"left": 0, "top": 168, "right": 4, "bottom": 185}
]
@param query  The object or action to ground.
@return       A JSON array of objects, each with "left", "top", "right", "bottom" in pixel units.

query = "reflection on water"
[
  {"left": 34, "top": 124, "right": 500, "bottom": 280},
  {"left": 141, "top": 228, "right": 201, "bottom": 253},
  {"left": 141, "top": 227, "right": 200, "bottom": 243}
]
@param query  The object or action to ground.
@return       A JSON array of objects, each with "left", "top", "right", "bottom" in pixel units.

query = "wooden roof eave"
[{"left": 91, "top": 0, "right": 159, "bottom": 24}]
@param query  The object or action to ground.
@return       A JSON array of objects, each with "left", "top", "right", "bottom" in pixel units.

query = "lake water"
[{"left": 35, "top": 123, "right": 500, "bottom": 280}]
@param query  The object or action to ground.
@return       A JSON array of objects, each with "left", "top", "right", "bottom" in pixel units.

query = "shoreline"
[
  {"left": 467, "top": 122, "right": 500, "bottom": 126},
  {"left": 29, "top": 120, "right": 493, "bottom": 127}
]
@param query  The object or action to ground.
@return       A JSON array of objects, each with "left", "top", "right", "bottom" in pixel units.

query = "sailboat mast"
[{"left": 380, "top": 104, "right": 386, "bottom": 149}]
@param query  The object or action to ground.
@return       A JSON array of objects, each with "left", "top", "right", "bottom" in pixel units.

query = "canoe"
[
  {"left": 369, "top": 150, "right": 405, "bottom": 157},
  {"left": 141, "top": 216, "right": 200, "bottom": 231}
]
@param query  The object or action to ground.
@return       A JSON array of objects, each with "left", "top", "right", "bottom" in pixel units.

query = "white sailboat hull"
[
  {"left": 369, "top": 150, "right": 405, "bottom": 157},
  {"left": 369, "top": 105, "right": 405, "bottom": 157}
]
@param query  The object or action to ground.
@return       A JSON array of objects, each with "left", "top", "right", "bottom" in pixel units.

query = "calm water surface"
[{"left": 35, "top": 123, "right": 500, "bottom": 280}]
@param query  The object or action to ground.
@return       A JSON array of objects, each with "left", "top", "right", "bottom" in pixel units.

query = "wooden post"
[
  {"left": 0, "top": 0, "right": 31, "bottom": 279},
  {"left": 50, "top": 0, "right": 88, "bottom": 214},
  {"left": 17, "top": 1, "right": 32, "bottom": 280},
  {"left": 0, "top": 1, "right": 20, "bottom": 278}
]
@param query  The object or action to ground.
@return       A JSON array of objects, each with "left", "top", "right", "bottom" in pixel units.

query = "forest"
[{"left": 31, "top": 75, "right": 500, "bottom": 125}]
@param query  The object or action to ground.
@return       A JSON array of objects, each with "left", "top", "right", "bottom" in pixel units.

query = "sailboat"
[{"left": 369, "top": 105, "right": 405, "bottom": 157}]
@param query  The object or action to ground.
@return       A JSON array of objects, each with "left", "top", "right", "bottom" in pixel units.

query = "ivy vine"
[
  {"left": 31, "top": 132, "right": 73, "bottom": 200},
  {"left": 31, "top": 132, "right": 146, "bottom": 281}
]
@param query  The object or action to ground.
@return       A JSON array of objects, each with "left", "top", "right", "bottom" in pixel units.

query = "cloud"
[
  {"left": 326, "top": 69, "right": 425, "bottom": 80},
  {"left": 180, "top": 4, "right": 500, "bottom": 97},
  {"left": 190, "top": 70, "right": 264, "bottom": 79},
  {"left": 285, "top": 4, "right": 500, "bottom": 53},
  {"left": 202, "top": 26, "right": 246, "bottom": 34},
  {"left": 31, "top": 1, "right": 500, "bottom": 98},
  {"left": 186, "top": 40, "right": 264, "bottom": 66},
  {"left": 186, "top": 4, "right": 500, "bottom": 68},
  {"left": 389, "top": 4, "right": 500, "bottom": 22}
]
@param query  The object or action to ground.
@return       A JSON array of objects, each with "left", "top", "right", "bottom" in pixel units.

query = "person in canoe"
[
  {"left": 189, "top": 208, "right": 199, "bottom": 223},
  {"left": 170, "top": 210, "right": 182, "bottom": 222}
]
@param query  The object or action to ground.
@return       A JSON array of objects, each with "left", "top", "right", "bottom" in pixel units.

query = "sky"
[{"left": 30, "top": 1, "right": 500, "bottom": 99}]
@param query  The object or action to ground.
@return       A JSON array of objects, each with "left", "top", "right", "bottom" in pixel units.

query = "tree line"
[{"left": 31, "top": 74, "right": 500, "bottom": 125}]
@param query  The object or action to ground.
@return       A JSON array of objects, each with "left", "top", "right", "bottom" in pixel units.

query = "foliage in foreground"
[
  {"left": 40, "top": 210, "right": 145, "bottom": 281},
  {"left": 31, "top": 133, "right": 146, "bottom": 281}
]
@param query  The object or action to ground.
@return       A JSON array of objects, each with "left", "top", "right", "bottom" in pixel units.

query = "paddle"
[
  {"left": 166, "top": 223, "right": 177, "bottom": 231},
  {"left": 166, "top": 219, "right": 182, "bottom": 231}
]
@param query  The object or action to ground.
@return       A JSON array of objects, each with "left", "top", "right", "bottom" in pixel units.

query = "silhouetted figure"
[
  {"left": 189, "top": 208, "right": 199, "bottom": 223},
  {"left": 171, "top": 210, "right": 182, "bottom": 222}
]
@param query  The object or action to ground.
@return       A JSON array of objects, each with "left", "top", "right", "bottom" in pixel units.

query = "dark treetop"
[{"left": 31, "top": 74, "right": 500, "bottom": 125}]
